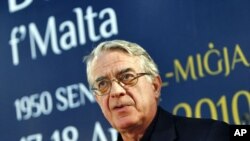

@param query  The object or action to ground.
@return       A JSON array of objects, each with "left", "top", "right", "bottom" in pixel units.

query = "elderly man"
[{"left": 84, "top": 40, "right": 229, "bottom": 141}]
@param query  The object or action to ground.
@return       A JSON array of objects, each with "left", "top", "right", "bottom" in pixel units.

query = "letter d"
[{"left": 8, "top": 0, "right": 33, "bottom": 13}]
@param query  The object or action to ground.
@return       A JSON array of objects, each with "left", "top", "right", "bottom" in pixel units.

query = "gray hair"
[{"left": 84, "top": 40, "right": 159, "bottom": 85}]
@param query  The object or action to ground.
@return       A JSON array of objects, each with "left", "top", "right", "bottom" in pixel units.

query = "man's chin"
[{"left": 114, "top": 116, "right": 139, "bottom": 131}]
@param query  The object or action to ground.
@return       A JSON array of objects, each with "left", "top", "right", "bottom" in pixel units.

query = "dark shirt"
[{"left": 117, "top": 106, "right": 229, "bottom": 141}]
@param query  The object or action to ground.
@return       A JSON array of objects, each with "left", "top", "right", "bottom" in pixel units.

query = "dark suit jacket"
[{"left": 117, "top": 106, "right": 229, "bottom": 141}]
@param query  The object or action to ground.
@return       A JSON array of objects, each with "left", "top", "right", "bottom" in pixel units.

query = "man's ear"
[{"left": 152, "top": 75, "right": 162, "bottom": 98}]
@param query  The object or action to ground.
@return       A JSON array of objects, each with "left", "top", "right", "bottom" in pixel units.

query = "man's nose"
[{"left": 109, "top": 81, "right": 126, "bottom": 98}]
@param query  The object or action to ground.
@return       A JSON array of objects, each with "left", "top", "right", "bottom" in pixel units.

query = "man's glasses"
[{"left": 91, "top": 72, "right": 151, "bottom": 96}]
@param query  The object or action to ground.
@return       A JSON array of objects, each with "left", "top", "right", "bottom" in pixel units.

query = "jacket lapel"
[{"left": 150, "top": 107, "right": 177, "bottom": 141}]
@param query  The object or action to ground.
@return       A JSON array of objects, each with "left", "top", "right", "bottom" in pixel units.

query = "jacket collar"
[
  {"left": 117, "top": 106, "right": 177, "bottom": 141},
  {"left": 150, "top": 106, "right": 177, "bottom": 141}
]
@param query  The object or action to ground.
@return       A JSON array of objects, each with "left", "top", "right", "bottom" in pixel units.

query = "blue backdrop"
[{"left": 0, "top": 0, "right": 249, "bottom": 140}]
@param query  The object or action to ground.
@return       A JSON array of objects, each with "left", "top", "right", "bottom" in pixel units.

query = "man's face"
[{"left": 90, "top": 50, "right": 161, "bottom": 132}]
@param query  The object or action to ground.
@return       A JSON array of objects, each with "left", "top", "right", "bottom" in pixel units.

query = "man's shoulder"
[
  {"left": 158, "top": 106, "right": 228, "bottom": 129},
  {"left": 157, "top": 107, "right": 229, "bottom": 141},
  {"left": 173, "top": 113, "right": 228, "bottom": 128}
]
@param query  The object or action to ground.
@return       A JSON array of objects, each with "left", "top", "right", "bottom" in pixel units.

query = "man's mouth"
[
  {"left": 113, "top": 103, "right": 131, "bottom": 110},
  {"left": 114, "top": 104, "right": 126, "bottom": 109}
]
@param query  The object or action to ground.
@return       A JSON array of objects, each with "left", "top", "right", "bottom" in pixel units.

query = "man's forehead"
[
  {"left": 89, "top": 51, "right": 142, "bottom": 81},
  {"left": 93, "top": 52, "right": 140, "bottom": 69},
  {"left": 110, "top": 67, "right": 136, "bottom": 76},
  {"left": 95, "top": 67, "right": 136, "bottom": 81}
]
